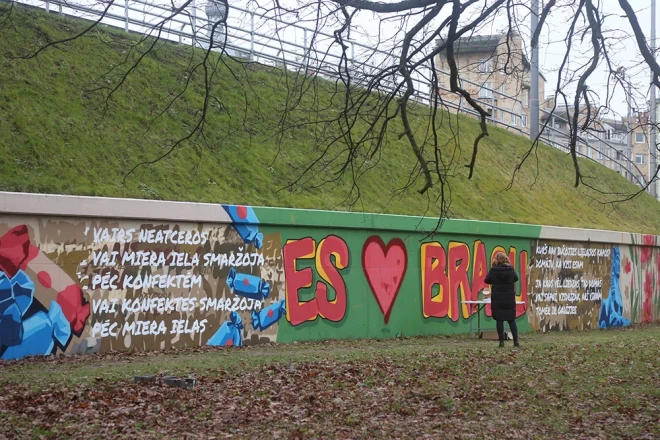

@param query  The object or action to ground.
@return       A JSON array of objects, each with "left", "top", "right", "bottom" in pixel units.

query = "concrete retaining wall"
[{"left": 0, "top": 192, "right": 656, "bottom": 359}]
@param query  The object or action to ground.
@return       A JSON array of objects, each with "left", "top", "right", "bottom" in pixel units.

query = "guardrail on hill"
[{"left": 6, "top": 0, "right": 648, "bottom": 187}]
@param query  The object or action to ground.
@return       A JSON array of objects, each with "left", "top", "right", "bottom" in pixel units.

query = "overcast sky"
[
  {"left": 532, "top": 1, "right": 655, "bottom": 119},
  {"left": 339, "top": 0, "right": 658, "bottom": 119}
]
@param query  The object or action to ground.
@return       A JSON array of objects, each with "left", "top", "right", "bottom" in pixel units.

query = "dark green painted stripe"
[{"left": 252, "top": 206, "right": 542, "bottom": 239}]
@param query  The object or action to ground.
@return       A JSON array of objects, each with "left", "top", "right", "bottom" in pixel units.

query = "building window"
[
  {"left": 587, "top": 147, "right": 592, "bottom": 158},
  {"left": 479, "top": 59, "right": 492, "bottom": 73},
  {"left": 499, "top": 59, "right": 505, "bottom": 74},
  {"left": 554, "top": 122, "right": 563, "bottom": 130},
  {"left": 522, "top": 89, "right": 529, "bottom": 107},
  {"left": 511, "top": 114, "right": 518, "bottom": 126},
  {"left": 635, "top": 132, "right": 645, "bottom": 143},
  {"left": 479, "top": 82, "right": 493, "bottom": 98},
  {"left": 636, "top": 154, "right": 645, "bottom": 164},
  {"left": 616, "top": 150, "right": 622, "bottom": 160},
  {"left": 597, "top": 148, "right": 603, "bottom": 160},
  {"left": 612, "top": 133, "right": 625, "bottom": 142},
  {"left": 522, "top": 115, "right": 528, "bottom": 127}
]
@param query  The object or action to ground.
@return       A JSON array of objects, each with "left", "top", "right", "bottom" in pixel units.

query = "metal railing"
[{"left": 8, "top": 0, "right": 647, "bottom": 188}]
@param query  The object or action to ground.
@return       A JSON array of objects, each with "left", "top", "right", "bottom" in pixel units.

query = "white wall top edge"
[
  {"left": 0, "top": 191, "right": 232, "bottom": 223},
  {"left": 0, "top": 192, "right": 656, "bottom": 246},
  {"left": 538, "top": 225, "right": 631, "bottom": 245}
]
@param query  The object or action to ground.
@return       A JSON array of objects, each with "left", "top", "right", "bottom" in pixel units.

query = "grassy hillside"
[{"left": 2, "top": 5, "right": 660, "bottom": 234}]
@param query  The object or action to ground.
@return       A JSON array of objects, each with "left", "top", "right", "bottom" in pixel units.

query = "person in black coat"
[{"left": 484, "top": 252, "right": 520, "bottom": 347}]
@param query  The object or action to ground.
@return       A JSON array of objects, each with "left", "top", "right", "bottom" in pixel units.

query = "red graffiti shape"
[
  {"left": 362, "top": 236, "right": 407, "bottom": 324},
  {"left": 0, "top": 225, "right": 38, "bottom": 279},
  {"left": 57, "top": 284, "right": 90, "bottom": 334},
  {"left": 38, "top": 271, "right": 52, "bottom": 289},
  {"left": 236, "top": 205, "right": 248, "bottom": 220},
  {"left": 641, "top": 234, "right": 655, "bottom": 263}
]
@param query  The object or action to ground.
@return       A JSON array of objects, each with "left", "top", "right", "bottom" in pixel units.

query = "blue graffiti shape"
[
  {"left": 226, "top": 268, "right": 270, "bottom": 301},
  {"left": 0, "top": 270, "right": 35, "bottom": 351},
  {"left": 0, "top": 302, "right": 23, "bottom": 347},
  {"left": 2, "top": 311, "right": 54, "bottom": 360},
  {"left": 0, "top": 270, "right": 72, "bottom": 360},
  {"left": 11, "top": 270, "right": 35, "bottom": 315},
  {"left": 207, "top": 311, "right": 244, "bottom": 347},
  {"left": 599, "top": 246, "right": 631, "bottom": 328},
  {"left": 222, "top": 205, "right": 264, "bottom": 249},
  {"left": 251, "top": 300, "right": 286, "bottom": 331},
  {"left": 49, "top": 300, "right": 72, "bottom": 347}
]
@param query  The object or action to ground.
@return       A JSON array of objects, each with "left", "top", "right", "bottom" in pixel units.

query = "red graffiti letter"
[
  {"left": 315, "top": 235, "right": 349, "bottom": 322},
  {"left": 283, "top": 238, "right": 317, "bottom": 326},
  {"left": 448, "top": 242, "right": 470, "bottom": 322},
  {"left": 421, "top": 243, "right": 450, "bottom": 318}
]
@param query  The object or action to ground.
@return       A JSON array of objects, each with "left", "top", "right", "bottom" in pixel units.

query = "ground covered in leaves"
[{"left": 1, "top": 325, "right": 659, "bottom": 439}]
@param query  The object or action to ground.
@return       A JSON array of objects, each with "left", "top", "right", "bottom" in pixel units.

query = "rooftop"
[{"left": 438, "top": 34, "right": 504, "bottom": 55}]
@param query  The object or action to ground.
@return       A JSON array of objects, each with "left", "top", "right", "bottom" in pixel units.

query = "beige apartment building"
[
  {"left": 433, "top": 33, "right": 655, "bottom": 192},
  {"left": 540, "top": 104, "right": 652, "bottom": 188},
  {"left": 631, "top": 112, "right": 652, "bottom": 187},
  {"left": 434, "top": 33, "right": 545, "bottom": 130}
]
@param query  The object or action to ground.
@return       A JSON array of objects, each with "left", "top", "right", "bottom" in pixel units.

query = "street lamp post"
[
  {"left": 651, "top": 0, "right": 657, "bottom": 197},
  {"left": 530, "top": 0, "right": 540, "bottom": 140}
]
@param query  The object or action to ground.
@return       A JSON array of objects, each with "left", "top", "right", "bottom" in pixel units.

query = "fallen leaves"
[{"left": 0, "top": 324, "right": 659, "bottom": 439}]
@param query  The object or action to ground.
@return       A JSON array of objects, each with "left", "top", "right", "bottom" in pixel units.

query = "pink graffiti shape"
[
  {"left": 643, "top": 271, "right": 653, "bottom": 323},
  {"left": 267, "top": 309, "right": 274, "bottom": 318},
  {"left": 243, "top": 277, "right": 250, "bottom": 286},
  {"left": 362, "top": 236, "right": 407, "bottom": 324},
  {"left": 0, "top": 225, "right": 37, "bottom": 278},
  {"left": 37, "top": 271, "right": 52, "bottom": 288},
  {"left": 57, "top": 284, "right": 90, "bottom": 334},
  {"left": 641, "top": 235, "right": 654, "bottom": 264},
  {"left": 236, "top": 205, "right": 248, "bottom": 220}
]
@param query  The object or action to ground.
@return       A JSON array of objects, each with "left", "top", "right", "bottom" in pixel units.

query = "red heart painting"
[{"left": 362, "top": 236, "right": 407, "bottom": 324}]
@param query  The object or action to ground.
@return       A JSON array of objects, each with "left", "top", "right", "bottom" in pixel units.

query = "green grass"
[
  {"left": 0, "top": 324, "right": 658, "bottom": 439},
  {"left": 2, "top": 5, "right": 660, "bottom": 233}
]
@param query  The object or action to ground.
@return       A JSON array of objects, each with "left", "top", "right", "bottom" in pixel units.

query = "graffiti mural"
[
  {"left": 598, "top": 247, "right": 630, "bottom": 328},
  {"left": 0, "top": 205, "right": 286, "bottom": 359},
  {"left": 619, "top": 234, "right": 660, "bottom": 324},
  {"left": 528, "top": 240, "right": 612, "bottom": 332},
  {"left": 283, "top": 235, "right": 349, "bottom": 326},
  {"left": 0, "top": 225, "right": 88, "bottom": 360},
  {"left": 421, "top": 241, "right": 528, "bottom": 322},
  {"left": 278, "top": 231, "right": 532, "bottom": 342},
  {"left": 362, "top": 236, "right": 407, "bottom": 324},
  {"left": 0, "top": 195, "right": 658, "bottom": 360}
]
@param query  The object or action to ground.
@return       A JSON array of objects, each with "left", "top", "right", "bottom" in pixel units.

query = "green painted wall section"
[{"left": 252, "top": 207, "right": 541, "bottom": 343}]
